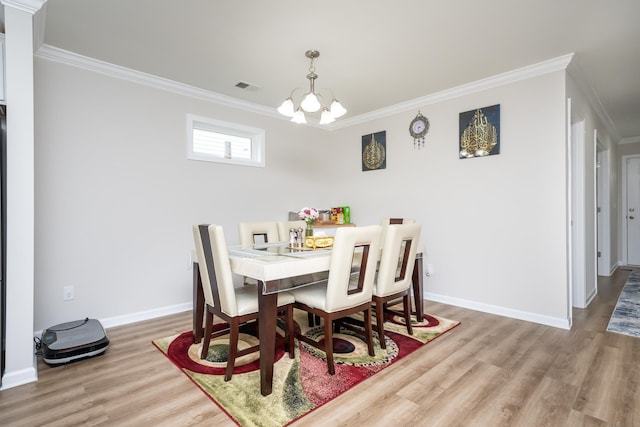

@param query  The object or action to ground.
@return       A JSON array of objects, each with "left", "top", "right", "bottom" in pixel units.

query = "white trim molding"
[
  {"left": 36, "top": 44, "right": 576, "bottom": 131},
  {"left": 0, "top": 0, "right": 46, "bottom": 14},
  {"left": 336, "top": 53, "right": 575, "bottom": 129},
  {"left": 567, "top": 55, "right": 621, "bottom": 143},
  {"left": 35, "top": 44, "right": 280, "bottom": 119},
  {"left": 425, "top": 292, "right": 571, "bottom": 330},
  {"left": 0, "top": 364, "right": 37, "bottom": 391},
  {"left": 619, "top": 136, "right": 640, "bottom": 145},
  {"left": 32, "top": 302, "right": 192, "bottom": 339}
]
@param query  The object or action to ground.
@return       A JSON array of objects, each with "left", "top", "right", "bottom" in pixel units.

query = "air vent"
[{"left": 234, "top": 81, "right": 261, "bottom": 91}]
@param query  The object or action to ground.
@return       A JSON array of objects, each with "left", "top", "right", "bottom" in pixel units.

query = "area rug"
[
  {"left": 153, "top": 309, "right": 459, "bottom": 427},
  {"left": 607, "top": 270, "right": 640, "bottom": 338}
]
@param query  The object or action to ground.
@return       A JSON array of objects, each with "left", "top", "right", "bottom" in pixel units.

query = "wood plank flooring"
[{"left": 2, "top": 269, "right": 639, "bottom": 426}]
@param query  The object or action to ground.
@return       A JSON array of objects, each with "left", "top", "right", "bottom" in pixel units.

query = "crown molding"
[
  {"left": 36, "top": 45, "right": 577, "bottom": 132},
  {"left": 566, "top": 55, "right": 621, "bottom": 143},
  {"left": 619, "top": 136, "right": 640, "bottom": 145},
  {"left": 331, "top": 53, "right": 576, "bottom": 130},
  {"left": 36, "top": 44, "right": 280, "bottom": 119},
  {"left": 0, "top": 0, "right": 46, "bottom": 14}
]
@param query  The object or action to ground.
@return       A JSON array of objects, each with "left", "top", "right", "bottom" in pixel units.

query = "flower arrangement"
[{"left": 298, "top": 207, "right": 319, "bottom": 225}]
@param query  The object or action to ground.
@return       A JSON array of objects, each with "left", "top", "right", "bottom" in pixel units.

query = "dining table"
[{"left": 191, "top": 240, "right": 425, "bottom": 396}]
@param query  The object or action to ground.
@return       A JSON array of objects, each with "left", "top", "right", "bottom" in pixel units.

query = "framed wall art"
[
  {"left": 459, "top": 104, "right": 500, "bottom": 159},
  {"left": 362, "top": 131, "right": 386, "bottom": 171}
]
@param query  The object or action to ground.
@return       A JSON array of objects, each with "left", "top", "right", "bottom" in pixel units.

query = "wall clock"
[{"left": 409, "top": 111, "right": 429, "bottom": 149}]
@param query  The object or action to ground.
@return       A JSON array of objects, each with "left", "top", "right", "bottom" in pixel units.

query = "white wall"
[
  {"left": 566, "top": 72, "right": 619, "bottom": 289},
  {"left": 32, "top": 58, "right": 574, "bottom": 333},
  {"left": 33, "top": 57, "right": 333, "bottom": 331},
  {"left": 0, "top": 44, "right": 588, "bottom": 388},
  {"left": 326, "top": 72, "right": 571, "bottom": 327}
]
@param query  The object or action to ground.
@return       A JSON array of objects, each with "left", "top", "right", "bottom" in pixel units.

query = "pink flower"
[{"left": 298, "top": 207, "right": 319, "bottom": 223}]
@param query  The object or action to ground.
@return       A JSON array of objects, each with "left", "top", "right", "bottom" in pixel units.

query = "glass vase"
[{"left": 305, "top": 222, "right": 314, "bottom": 237}]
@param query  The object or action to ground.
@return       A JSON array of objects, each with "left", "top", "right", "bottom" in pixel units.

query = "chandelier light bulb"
[
  {"left": 329, "top": 99, "right": 346, "bottom": 118},
  {"left": 319, "top": 108, "right": 336, "bottom": 125},
  {"left": 300, "top": 92, "right": 321, "bottom": 113},
  {"left": 277, "top": 98, "right": 295, "bottom": 117},
  {"left": 291, "top": 108, "right": 307, "bottom": 124}
]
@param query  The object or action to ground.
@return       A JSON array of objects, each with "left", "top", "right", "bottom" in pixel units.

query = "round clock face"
[
  {"left": 412, "top": 120, "right": 426, "bottom": 134},
  {"left": 409, "top": 114, "right": 429, "bottom": 138}
]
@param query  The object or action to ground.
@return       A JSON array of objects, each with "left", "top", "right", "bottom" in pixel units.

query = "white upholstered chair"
[
  {"left": 288, "top": 225, "right": 382, "bottom": 375},
  {"left": 380, "top": 218, "right": 416, "bottom": 226},
  {"left": 238, "top": 221, "right": 280, "bottom": 285},
  {"left": 372, "top": 223, "right": 421, "bottom": 349},
  {"left": 238, "top": 221, "right": 280, "bottom": 246},
  {"left": 193, "top": 224, "right": 295, "bottom": 381},
  {"left": 379, "top": 218, "right": 415, "bottom": 247},
  {"left": 276, "top": 220, "right": 306, "bottom": 242}
]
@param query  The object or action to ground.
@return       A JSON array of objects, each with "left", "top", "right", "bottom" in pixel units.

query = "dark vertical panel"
[{"left": 1, "top": 106, "right": 6, "bottom": 384}]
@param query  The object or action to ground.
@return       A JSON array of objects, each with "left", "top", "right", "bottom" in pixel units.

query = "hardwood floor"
[{"left": 2, "top": 269, "right": 639, "bottom": 426}]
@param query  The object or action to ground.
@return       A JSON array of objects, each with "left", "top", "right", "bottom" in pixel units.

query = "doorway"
[{"left": 622, "top": 155, "right": 640, "bottom": 266}]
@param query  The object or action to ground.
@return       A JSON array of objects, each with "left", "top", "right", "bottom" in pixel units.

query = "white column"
[{"left": 0, "top": 0, "right": 46, "bottom": 390}]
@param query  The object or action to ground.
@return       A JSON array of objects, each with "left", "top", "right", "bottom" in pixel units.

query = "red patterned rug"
[{"left": 153, "top": 309, "right": 459, "bottom": 427}]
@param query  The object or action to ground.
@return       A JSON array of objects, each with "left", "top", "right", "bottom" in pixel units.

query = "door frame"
[
  {"left": 621, "top": 154, "right": 640, "bottom": 266},
  {"left": 595, "top": 130, "right": 611, "bottom": 277},
  {"left": 570, "top": 117, "right": 587, "bottom": 308}
]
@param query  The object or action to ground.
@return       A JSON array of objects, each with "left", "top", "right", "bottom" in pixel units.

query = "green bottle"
[{"left": 342, "top": 206, "right": 350, "bottom": 224}]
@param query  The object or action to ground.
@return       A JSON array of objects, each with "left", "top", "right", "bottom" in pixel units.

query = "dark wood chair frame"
[
  {"left": 198, "top": 225, "right": 295, "bottom": 381},
  {"left": 294, "top": 243, "right": 375, "bottom": 375},
  {"left": 373, "top": 235, "right": 415, "bottom": 349}
]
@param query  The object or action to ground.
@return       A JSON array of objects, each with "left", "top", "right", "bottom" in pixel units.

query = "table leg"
[
  {"left": 192, "top": 262, "right": 204, "bottom": 344},
  {"left": 412, "top": 255, "right": 424, "bottom": 320},
  {"left": 258, "top": 281, "right": 278, "bottom": 396}
]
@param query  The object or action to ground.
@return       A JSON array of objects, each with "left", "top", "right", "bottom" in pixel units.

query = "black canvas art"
[
  {"left": 459, "top": 104, "right": 500, "bottom": 159},
  {"left": 362, "top": 131, "right": 386, "bottom": 171}
]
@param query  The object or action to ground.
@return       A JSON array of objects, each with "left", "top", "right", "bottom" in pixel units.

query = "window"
[{"left": 187, "top": 114, "right": 265, "bottom": 167}]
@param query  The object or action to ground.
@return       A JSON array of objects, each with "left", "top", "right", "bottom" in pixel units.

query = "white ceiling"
[{"left": 40, "top": 0, "right": 640, "bottom": 141}]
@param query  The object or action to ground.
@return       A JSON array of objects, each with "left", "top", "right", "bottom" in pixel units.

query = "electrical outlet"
[{"left": 63, "top": 285, "right": 74, "bottom": 301}]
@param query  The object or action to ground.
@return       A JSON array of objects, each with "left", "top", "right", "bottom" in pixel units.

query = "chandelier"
[{"left": 277, "top": 50, "right": 347, "bottom": 125}]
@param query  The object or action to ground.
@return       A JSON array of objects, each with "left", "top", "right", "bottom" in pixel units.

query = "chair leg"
[
  {"left": 200, "top": 308, "right": 214, "bottom": 359},
  {"left": 324, "top": 317, "right": 335, "bottom": 375},
  {"left": 375, "top": 298, "right": 387, "bottom": 349},
  {"left": 333, "top": 320, "right": 341, "bottom": 334},
  {"left": 307, "top": 313, "right": 321, "bottom": 326},
  {"left": 403, "top": 294, "right": 413, "bottom": 335},
  {"left": 225, "top": 319, "right": 239, "bottom": 381},
  {"left": 363, "top": 307, "right": 375, "bottom": 357},
  {"left": 287, "top": 305, "right": 295, "bottom": 359},
  {"left": 307, "top": 312, "right": 314, "bottom": 327}
]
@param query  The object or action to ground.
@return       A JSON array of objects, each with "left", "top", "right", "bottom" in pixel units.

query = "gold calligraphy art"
[
  {"left": 363, "top": 133, "right": 386, "bottom": 170},
  {"left": 460, "top": 108, "right": 498, "bottom": 158}
]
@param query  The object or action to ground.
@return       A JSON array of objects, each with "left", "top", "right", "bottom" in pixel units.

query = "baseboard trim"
[
  {"left": 33, "top": 302, "right": 192, "bottom": 338},
  {"left": 98, "top": 302, "right": 192, "bottom": 330},
  {"left": 585, "top": 288, "right": 598, "bottom": 307},
  {"left": 0, "top": 361, "right": 38, "bottom": 391},
  {"left": 425, "top": 292, "right": 571, "bottom": 330},
  {"left": 17, "top": 303, "right": 191, "bottom": 390},
  {"left": 609, "top": 263, "right": 620, "bottom": 276}
]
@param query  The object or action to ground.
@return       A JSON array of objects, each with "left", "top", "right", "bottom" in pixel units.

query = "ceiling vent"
[{"left": 235, "top": 81, "right": 261, "bottom": 90}]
